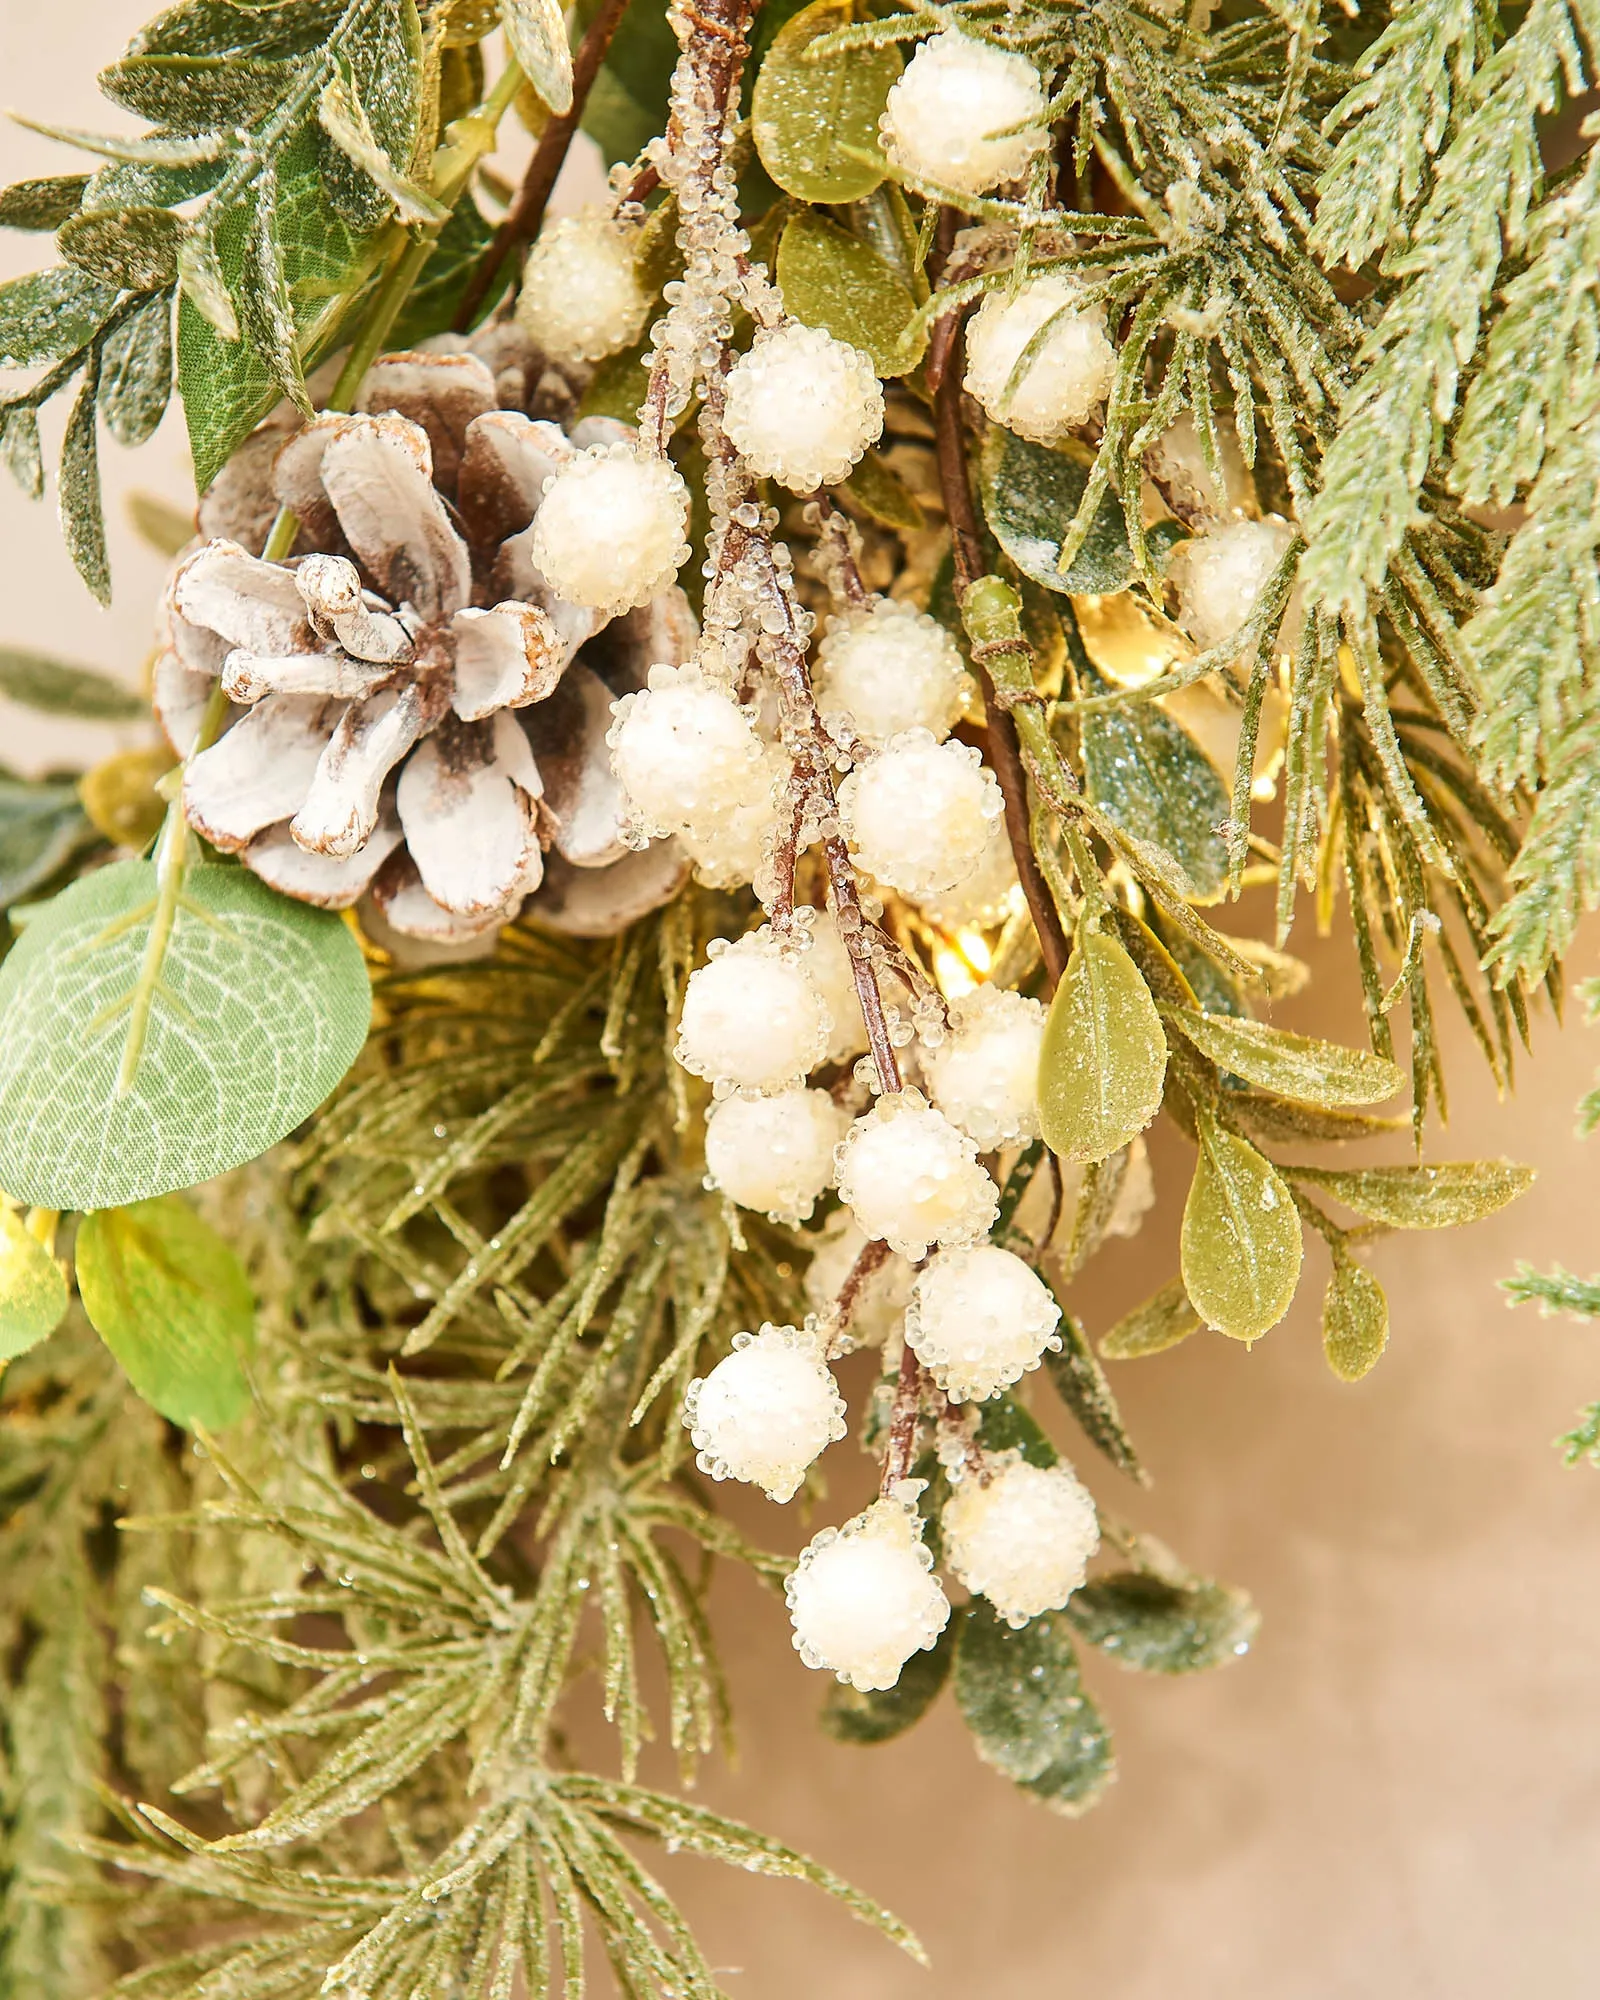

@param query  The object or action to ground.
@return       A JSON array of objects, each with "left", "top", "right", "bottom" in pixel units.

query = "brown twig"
[
  {"left": 827, "top": 1237, "right": 893, "bottom": 1357},
  {"left": 881, "top": 1336, "right": 925, "bottom": 1491},
  {"left": 451, "top": 0, "right": 634, "bottom": 332}
]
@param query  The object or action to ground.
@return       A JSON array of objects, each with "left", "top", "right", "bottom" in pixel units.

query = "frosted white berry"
[
  {"left": 881, "top": 32, "right": 1047, "bottom": 196},
  {"left": 704, "top": 1087, "right": 847, "bottom": 1223},
  {"left": 835, "top": 1089, "right": 998, "bottom": 1260},
  {"left": 905, "top": 1243, "right": 1061, "bottom": 1401},
  {"left": 923, "top": 984, "right": 1045, "bottom": 1149},
  {"left": 802, "top": 1211, "right": 913, "bottom": 1349},
  {"left": 1170, "top": 516, "right": 1296, "bottom": 649},
  {"left": 685, "top": 1323, "right": 846, "bottom": 1502},
  {"left": 723, "top": 324, "right": 884, "bottom": 491},
  {"left": 912, "top": 815, "right": 1021, "bottom": 929},
  {"left": 678, "top": 747, "right": 785, "bottom": 888},
  {"left": 839, "top": 731, "right": 1003, "bottom": 900},
  {"left": 963, "top": 275, "right": 1116, "bottom": 445},
  {"left": 528, "top": 445, "right": 690, "bottom": 614},
  {"left": 814, "top": 598, "right": 970, "bottom": 749},
  {"left": 516, "top": 209, "right": 651, "bottom": 365},
  {"left": 676, "top": 928, "right": 831, "bottom": 1093},
  {"left": 786, "top": 1489, "right": 950, "bottom": 1689},
  {"left": 797, "top": 907, "right": 870, "bottom": 1063},
  {"left": 942, "top": 1453, "right": 1100, "bottom": 1626},
  {"left": 609, "top": 663, "right": 765, "bottom": 839}
]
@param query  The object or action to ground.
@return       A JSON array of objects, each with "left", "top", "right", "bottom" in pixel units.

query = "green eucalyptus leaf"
[
  {"left": 822, "top": 1622, "right": 954, "bottom": 1744},
  {"left": 776, "top": 209, "right": 918, "bottom": 376},
  {"left": 501, "top": 0, "right": 575, "bottom": 114},
  {"left": 76, "top": 1196, "right": 254, "bottom": 1428},
  {"left": 0, "top": 859, "right": 371, "bottom": 1211},
  {"left": 1180, "top": 1119, "right": 1302, "bottom": 1341},
  {"left": 57, "top": 206, "right": 184, "bottom": 290},
  {"left": 0, "top": 780, "right": 97, "bottom": 910},
  {"left": 1039, "top": 928, "right": 1167, "bottom": 1163},
  {"left": 954, "top": 1602, "right": 1115, "bottom": 1814},
  {"left": 0, "top": 266, "right": 119, "bottom": 367},
  {"left": 1322, "top": 1250, "right": 1389, "bottom": 1381},
  {"left": 1044, "top": 1313, "right": 1145, "bottom": 1481},
  {"left": 1066, "top": 1571, "right": 1259, "bottom": 1674},
  {"left": 1081, "top": 697, "right": 1229, "bottom": 899},
  {"left": 0, "top": 646, "right": 145, "bottom": 720},
  {"left": 979, "top": 428, "right": 1132, "bottom": 595},
  {"left": 0, "top": 1207, "right": 68, "bottom": 1361},
  {"left": 60, "top": 361, "right": 109, "bottom": 605},
  {"left": 1098, "top": 1277, "right": 1202, "bottom": 1361},
  {"left": 0, "top": 175, "right": 90, "bottom": 231},
  {"left": 98, "top": 289, "right": 174, "bottom": 449},
  {"left": 1171, "top": 1008, "right": 1405, "bottom": 1108},
  {"left": 1285, "top": 1160, "right": 1536, "bottom": 1229},
  {"left": 752, "top": 0, "right": 899, "bottom": 203}
]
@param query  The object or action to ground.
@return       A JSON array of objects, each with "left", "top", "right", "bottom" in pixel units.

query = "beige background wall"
[{"left": 4, "top": 8, "right": 1600, "bottom": 1994}]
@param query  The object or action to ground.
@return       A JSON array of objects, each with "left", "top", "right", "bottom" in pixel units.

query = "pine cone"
[{"left": 156, "top": 340, "right": 695, "bottom": 942}]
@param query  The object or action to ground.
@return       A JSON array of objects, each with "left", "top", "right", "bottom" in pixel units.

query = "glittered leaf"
[
  {"left": 822, "top": 1622, "right": 953, "bottom": 1744},
  {"left": 57, "top": 206, "right": 184, "bottom": 290},
  {"left": 752, "top": 0, "right": 899, "bottom": 203},
  {"left": 0, "top": 1207, "right": 67, "bottom": 1361},
  {"left": 0, "top": 780, "right": 96, "bottom": 910},
  {"left": 389, "top": 196, "right": 497, "bottom": 346},
  {"left": 1081, "top": 695, "right": 1229, "bottom": 898},
  {"left": 0, "top": 174, "right": 89, "bottom": 230},
  {"left": 0, "top": 265, "right": 118, "bottom": 366},
  {"left": 975, "top": 1392, "right": 1057, "bottom": 1468},
  {"left": 0, "top": 645, "right": 145, "bottom": 719},
  {"left": 1044, "top": 1313, "right": 1145, "bottom": 1481},
  {"left": 1286, "top": 1160, "right": 1536, "bottom": 1230},
  {"left": 1322, "top": 1251, "right": 1389, "bottom": 1381},
  {"left": 501, "top": 0, "right": 575, "bottom": 114},
  {"left": 97, "top": 55, "right": 287, "bottom": 127},
  {"left": 1171, "top": 1008, "right": 1406, "bottom": 1107},
  {"left": 776, "top": 209, "right": 918, "bottom": 376},
  {"left": 0, "top": 859, "right": 371, "bottom": 1211},
  {"left": 76, "top": 1196, "right": 254, "bottom": 1428},
  {"left": 1039, "top": 928, "right": 1167, "bottom": 1163},
  {"left": 954, "top": 1602, "right": 1115, "bottom": 1814},
  {"left": 1180, "top": 1120, "right": 1302, "bottom": 1341},
  {"left": 842, "top": 448, "right": 924, "bottom": 530},
  {"left": 60, "top": 361, "right": 109, "bottom": 605},
  {"left": 1066, "top": 1571, "right": 1259, "bottom": 1674},
  {"left": 1098, "top": 1277, "right": 1203, "bottom": 1360},
  {"left": 98, "top": 289, "right": 174, "bottom": 448},
  {"left": 980, "top": 428, "right": 1132, "bottom": 596}
]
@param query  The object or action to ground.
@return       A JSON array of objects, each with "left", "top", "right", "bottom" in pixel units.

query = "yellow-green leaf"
[
  {"left": 842, "top": 448, "right": 924, "bottom": 530},
  {"left": 1286, "top": 1160, "right": 1536, "bottom": 1230},
  {"left": 500, "top": 0, "right": 574, "bottom": 114},
  {"left": 1038, "top": 929, "right": 1167, "bottom": 1163},
  {"left": 76, "top": 1196, "right": 254, "bottom": 1429},
  {"left": 1099, "top": 1277, "right": 1202, "bottom": 1360},
  {"left": 751, "top": 0, "right": 900, "bottom": 203},
  {"left": 78, "top": 745, "right": 174, "bottom": 851},
  {"left": 1171, "top": 1008, "right": 1405, "bottom": 1107},
  {"left": 0, "top": 1207, "right": 67, "bottom": 1361},
  {"left": 776, "top": 208, "right": 918, "bottom": 376},
  {"left": 1322, "top": 1252, "right": 1389, "bottom": 1381},
  {"left": 1180, "top": 1121, "right": 1302, "bottom": 1341}
]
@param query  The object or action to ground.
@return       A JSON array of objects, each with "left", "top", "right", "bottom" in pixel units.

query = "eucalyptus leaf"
[
  {"left": 1081, "top": 696, "right": 1229, "bottom": 899},
  {"left": 1065, "top": 1571, "right": 1259, "bottom": 1674},
  {"left": 0, "top": 646, "right": 145, "bottom": 719},
  {"left": 1044, "top": 1314, "right": 1145, "bottom": 1481},
  {"left": 1039, "top": 928, "right": 1167, "bottom": 1163},
  {"left": 752, "top": 0, "right": 899, "bottom": 203},
  {"left": 0, "top": 175, "right": 89, "bottom": 231},
  {"left": 0, "top": 859, "right": 372, "bottom": 1211},
  {"left": 0, "top": 780, "right": 97, "bottom": 910},
  {"left": 980, "top": 428, "right": 1132, "bottom": 595},
  {"left": 98, "top": 289, "right": 174, "bottom": 449},
  {"left": 76, "top": 1196, "right": 254, "bottom": 1428},
  {"left": 1171, "top": 1008, "right": 1405, "bottom": 1108},
  {"left": 57, "top": 206, "right": 184, "bottom": 290},
  {"left": 1180, "top": 1119, "right": 1302, "bottom": 1341},
  {"left": 0, "top": 1206, "right": 68, "bottom": 1361},
  {"left": 0, "top": 265, "right": 119, "bottom": 367},
  {"left": 1098, "top": 1277, "right": 1203, "bottom": 1360},
  {"left": 1322, "top": 1251, "right": 1389, "bottom": 1381},
  {"left": 954, "top": 1603, "right": 1115, "bottom": 1814},
  {"left": 1285, "top": 1160, "right": 1537, "bottom": 1229},
  {"left": 776, "top": 210, "right": 918, "bottom": 376},
  {"left": 822, "top": 1623, "right": 953, "bottom": 1744},
  {"left": 501, "top": 0, "right": 575, "bottom": 114}
]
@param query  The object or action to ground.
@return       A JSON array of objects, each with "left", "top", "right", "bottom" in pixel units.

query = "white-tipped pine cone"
[{"left": 157, "top": 339, "right": 696, "bottom": 943}]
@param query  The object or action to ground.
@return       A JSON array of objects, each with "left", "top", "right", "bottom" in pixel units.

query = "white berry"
[
  {"left": 923, "top": 984, "right": 1045, "bottom": 1149},
  {"left": 704, "top": 1087, "right": 847, "bottom": 1223},
  {"left": 963, "top": 275, "right": 1117, "bottom": 445},
  {"left": 905, "top": 1243, "right": 1061, "bottom": 1401},
  {"left": 797, "top": 907, "right": 869, "bottom": 1062},
  {"left": 881, "top": 32, "right": 1047, "bottom": 196},
  {"left": 685, "top": 1323, "right": 846, "bottom": 1502},
  {"left": 834, "top": 1089, "right": 998, "bottom": 1260},
  {"left": 942, "top": 1453, "right": 1100, "bottom": 1626},
  {"left": 723, "top": 324, "right": 884, "bottom": 491},
  {"left": 528, "top": 444, "right": 690, "bottom": 614},
  {"left": 839, "top": 731, "right": 1003, "bottom": 900},
  {"left": 676, "top": 929, "right": 831, "bottom": 1093},
  {"left": 609, "top": 663, "right": 765, "bottom": 839},
  {"left": 912, "top": 815, "right": 1021, "bottom": 929},
  {"left": 786, "top": 1489, "right": 950, "bottom": 1689},
  {"left": 516, "top": 209, "right": 651, "bottom": 366},
  {"left": 814, "top": 598, "right": 970, "bottom": 749},
  {"left": 1170, "top": 516, "right": 1296, "bottom": 649},
  {"left": 802, "top": 1211, "right": 913, "bottom": 1349},
  {"left": 678, "top": 748, "right": 785, "bottom": 889}
]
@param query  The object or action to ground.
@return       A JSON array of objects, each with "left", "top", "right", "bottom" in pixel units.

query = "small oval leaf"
[
  {"left": 776, "top": 209, "right": 918, "bottom": 376},
  {"left": 752, "top": 0, "right": 900, "bottom": 203},
  {"left": 1081, "top": 696, "right": 1229, "bottom": 899},
  {"left": 1098, "top": 1277, "right": 1202, "bottom": 1360},
  {"left": 1180, "top": 1122, "right": 1302, "bottom": 1341},
  {"left": 954, "top": 1602, "right": 1115, "bottom": 1815},
  {"left": 1172, "top": 1008, "right": 1405, "bottom": 1107},
  {"left": 1322, "top": 1252, "right": 1389, "bottom": 1381},
  {"left": 1286, "top": 1160, "right": 1536, "bottom": 1230},
  {"left": 1066, "top": 1570, "right": 1259, "bottom": 1674},
  {"left": 0, "top": 1207, "right": 68, "bottom": 1361},
  {"left": 1039, "top": 929, "right": 1167, "bottom": 1164},
  {"left": 76, "top": 1195, "right": 254, "bottom": 1428},
  {"left": 979, "top": 427, "right": 1132, "bottom": 595}
]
